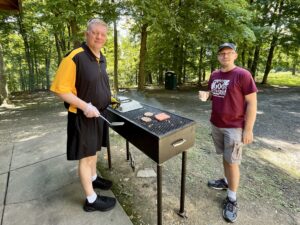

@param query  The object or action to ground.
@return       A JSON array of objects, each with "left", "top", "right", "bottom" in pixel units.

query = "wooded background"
[{"left": 0, "top": 0, "right": 299, "bottom": 104}]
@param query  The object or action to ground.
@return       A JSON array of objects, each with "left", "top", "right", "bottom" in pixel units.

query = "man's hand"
[
  {"left": 242, "top": 130, "right": 254, "bottom": 144},
  {"left": 243, "top": 92, "right": 257, "bottom": 144},
  {"left": 110, "top": 96, "right": 120, "bottom": 109},
  {"left": 198, "top": 91, "right": 210, "bottom": 102},
  {"left": 84, "top": 103, "right": 100, "bottom": 118}
]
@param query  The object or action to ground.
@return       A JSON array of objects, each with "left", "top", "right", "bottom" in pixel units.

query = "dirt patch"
[
  {"left": 98, "top": 86, "right": 300, "bottom": 225},
  {"left": 1, "top": 87, "right": 299, "bottom": 225}
]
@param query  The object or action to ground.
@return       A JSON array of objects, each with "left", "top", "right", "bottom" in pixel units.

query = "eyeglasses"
[{"left": 218, "top": 52, "right": 236, "bottom": 57}]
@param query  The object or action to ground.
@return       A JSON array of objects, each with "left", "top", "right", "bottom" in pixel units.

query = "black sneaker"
[
  {"left": 223, "top": 197, "right": 238, "bottom": 223},
  {"left": 207, "top": 178, "right": 228, "bottom": 190},
  {"left": 92, "top": 176, "right": 113, "bottom": 190},
  {"left": 83, "top": 195, "right": 116, "bottom": 212}
]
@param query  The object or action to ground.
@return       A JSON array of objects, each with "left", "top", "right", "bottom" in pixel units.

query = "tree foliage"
[{"left": 0, "top": 0, "right": 299, "bottom": 98}]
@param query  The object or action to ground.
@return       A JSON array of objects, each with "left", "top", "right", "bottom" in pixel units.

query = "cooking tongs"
[{"left": 99, "top": 114, "right": 124, "bottom": 126}]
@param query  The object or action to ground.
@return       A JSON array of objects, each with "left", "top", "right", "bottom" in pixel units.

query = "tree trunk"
[
  {"left": 172, "top": 37, "right": 180, "bottom": 82},
  {"left": 247, "top": 49, "right": 253, "bottom": 71},
  {"left": 262, "top": 0, "right": 283, "bottom": 84},
  {"left": 0, "top": 44, "right": 9, "bottom": 105},
  {"left": 241, "top": 49, "right": 246, "bottom": 68},
  {"left": 45, "top": 46, "right": 51, "bottom": 90},
  {"left": 60, "top": 30, "right": 67, "bottom": 53},
  {"left": 177, "top": 43, "right": 184, "bottom": 84},
  {"left": 158, "top": 64, "right": 163, "bottom": 85},
  {"left": 198, "top": 47, "right": 204, "bottom": 86},
  {"left": 138, "top": 23, "right": 148, "bottom": 91},
  {"left": 33, "top": 44, "right": 40, "bottom": 89},
  {"left": 18, "top": 55, "right": 26, "bottom": 91},
  {"left": 113, "top": 20, "right": 119, "bottom": 93},
  {"left": 250, "top": 45, "right": 261, "bottom": 79},
  {"left": 292, "top": 53, "right": 298, "bottom": 75},
  {"left": 135, "top": 68, "right": 138, "bottom": 85},
  {"left": 292, "top": 64, "right": 296, "bottom": 75},
  {"left": 19, "top": 28, "right": 34, "bottom": 91},
  {"left": 183, "top": 48, "right": 186, "bottom": 84},
  {"left": 54, "top": 33, "right": 62, "bottom": 66},
  {"left": 67, "top": 25, "right": 71, "bottom": 50},
  {"left": 210, "top": 52, "right": 217, "bottom": 73},
  {"left": 202, "top": 69, "right": 206, "bottom": 82},
  {"left": 147, "top": 72, "right": 152, "bottom": 84},
  {"left": 17, "top": 4, "right": 34, "bottom": 91},
  {"left": 262, "top": 35, "right": 277, "bottom": 84},
  {"left": 69, "top": 19, "right": 80, "bottom": 48}
]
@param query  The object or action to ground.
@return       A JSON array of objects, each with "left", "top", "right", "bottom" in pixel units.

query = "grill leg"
[
  {"left": 157, "top": 164, "right": 162, "bottom": 225},
  {"left": 126, "top": 140, "right": 129, "bottom": 160},
  {"left": 177, "top": 151, "right": 187, "bottom": 218},
  {"left": 107, "top": 128, "right": 112, "bottom": 169}
]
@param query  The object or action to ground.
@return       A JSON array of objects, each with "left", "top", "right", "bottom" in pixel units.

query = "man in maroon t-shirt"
[{"left": 200, "top": 43, "right": 257, "bottom": 223}]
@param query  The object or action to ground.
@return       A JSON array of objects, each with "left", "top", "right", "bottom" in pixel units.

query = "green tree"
[
  {"left": 0, "top": 0, "right": 299, "bottom": 95},
  {"left": 249, "top": 0, "right": 300, "bottom": 84}
]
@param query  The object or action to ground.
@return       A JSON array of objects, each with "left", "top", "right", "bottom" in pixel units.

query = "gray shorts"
[{"left": 211, "top": 124, "right": 243, "bottom": 164}]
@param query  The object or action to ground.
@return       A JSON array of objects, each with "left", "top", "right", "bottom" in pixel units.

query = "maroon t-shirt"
[{"left": 208, "top": 67, "right": 257, "bottom": 128}]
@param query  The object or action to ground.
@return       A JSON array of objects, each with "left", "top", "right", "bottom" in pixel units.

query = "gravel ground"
[
  {"left": 99, "top": 85, "right": 300, "bottom": 225},
  {"left": 1, "top": 86, "right": 299, "bottom": 225}
]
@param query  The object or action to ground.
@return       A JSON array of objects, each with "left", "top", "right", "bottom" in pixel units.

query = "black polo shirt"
[{"left": 51, "top": 42, "right": 111, "bottom": 112}]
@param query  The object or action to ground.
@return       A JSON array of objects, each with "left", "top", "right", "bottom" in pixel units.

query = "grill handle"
[{"left": 172, "top": 139, "right": 186, "bottom": 148}]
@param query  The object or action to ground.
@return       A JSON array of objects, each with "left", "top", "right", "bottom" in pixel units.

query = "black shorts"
[{"left": 66, "top": 111, "right": 108, "bottom": 160}]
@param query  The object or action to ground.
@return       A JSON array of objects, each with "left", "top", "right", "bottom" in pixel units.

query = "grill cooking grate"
[{"left": 120, "top": 105, "right": 193, "bottom": 136}]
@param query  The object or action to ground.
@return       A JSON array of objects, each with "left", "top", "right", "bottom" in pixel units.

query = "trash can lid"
[{"left": 165, "top": 70, "right": 175, "bottom": 74}]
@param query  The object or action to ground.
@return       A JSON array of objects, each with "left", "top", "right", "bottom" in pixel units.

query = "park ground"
[{"left": 0, "top": 84, "right": 299, "bottom": 225}]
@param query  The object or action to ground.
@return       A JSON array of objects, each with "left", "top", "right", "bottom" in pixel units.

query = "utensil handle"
[{"left": 99, "top": 114, "right": 111, "bottom": 125}]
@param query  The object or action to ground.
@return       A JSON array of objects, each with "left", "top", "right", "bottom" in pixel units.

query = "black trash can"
[{"left": 165, "top": 71, "right": 177, "bottom": 90}]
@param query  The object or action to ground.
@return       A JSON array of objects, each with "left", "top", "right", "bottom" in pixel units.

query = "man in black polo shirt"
[{"left": 51, "top": 19, "right": 116, "bottom": 212}]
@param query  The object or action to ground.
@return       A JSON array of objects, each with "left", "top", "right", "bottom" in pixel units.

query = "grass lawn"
[{"left": 255, "top": 71, "right": 300, "bottom": 86}]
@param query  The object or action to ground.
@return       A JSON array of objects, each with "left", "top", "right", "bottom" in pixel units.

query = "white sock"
[
  {"left": 91, "top": 174, "right": 97, "bottom": 182},
  {"left": 87, "top": 192, "right": 97, "bottom": 203},
  {"left": 224, "top": 177, "right": 228, "bottom": 184},
  {"left": 227, "top": 189, "right": 237, "bottom": 202}
]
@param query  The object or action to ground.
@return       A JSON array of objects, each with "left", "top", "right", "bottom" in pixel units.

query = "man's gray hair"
[{"left": 87, "top": 18, "right": 108, "bottom": 31}]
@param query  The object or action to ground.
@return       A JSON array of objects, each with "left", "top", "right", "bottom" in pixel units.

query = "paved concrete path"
[{"left": 0, "top": 102, "right": 133, "bottom": 225}]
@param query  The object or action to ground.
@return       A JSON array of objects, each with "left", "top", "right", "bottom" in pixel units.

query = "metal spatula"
[{"left": 99, "top": 114, "right": 124, "bottom": 126}]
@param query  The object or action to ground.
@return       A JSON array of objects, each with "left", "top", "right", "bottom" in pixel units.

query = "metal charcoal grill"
[{"left": 105, "top": 100, "right": 196, "bottom": 225}]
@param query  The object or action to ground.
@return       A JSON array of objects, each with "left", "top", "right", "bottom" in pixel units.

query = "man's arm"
[
  {"left": 56, "top": 93, "right": 100, "bottom": 118},
  {"left": 243, "top": 92, "right": 257, "bottom": 144}
]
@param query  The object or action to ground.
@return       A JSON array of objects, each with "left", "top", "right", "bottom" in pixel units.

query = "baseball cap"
[{"left": 218, "top": 43, "right": 236, "bottom": 52}]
